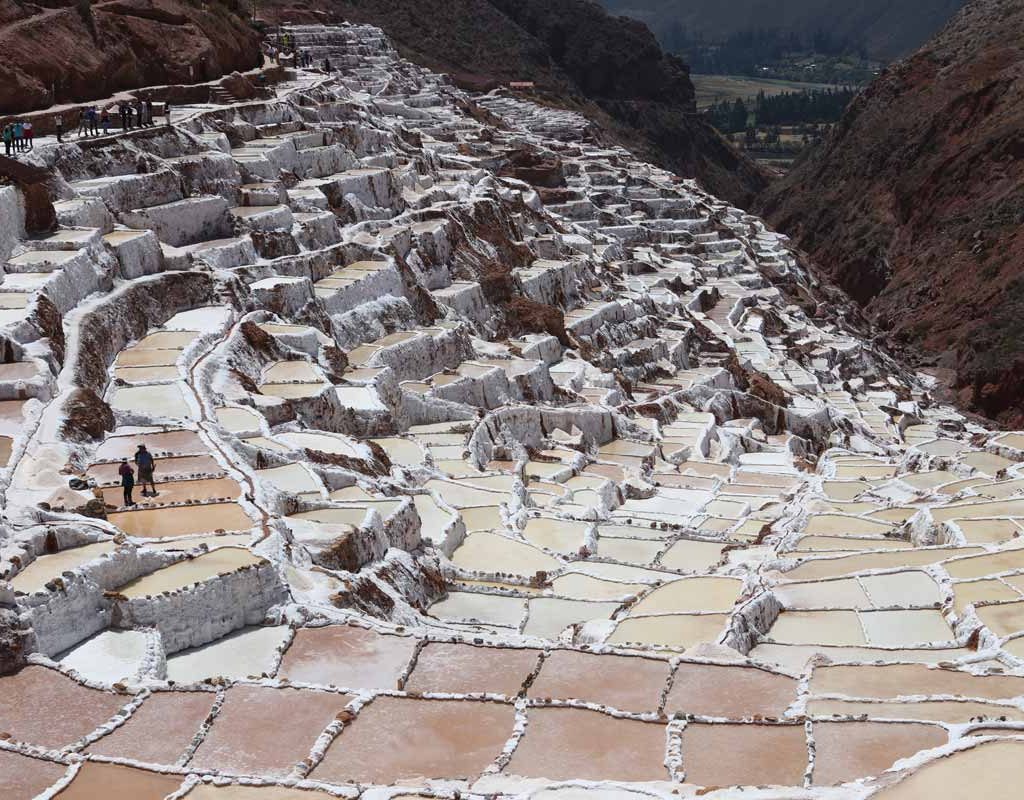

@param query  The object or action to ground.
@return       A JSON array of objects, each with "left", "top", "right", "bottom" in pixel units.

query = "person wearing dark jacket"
[
  {"left": 118, "top": 459, "right": 136, "bottom": 507},
  {"left": 134, "top": 444, "right": 158, "bottom": 496}
]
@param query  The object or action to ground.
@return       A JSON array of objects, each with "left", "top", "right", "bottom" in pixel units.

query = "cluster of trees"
[
  {"left": 705, "top": 87, "right": 858, "bottom": 134},
  {"left": 754, "top": 87, "right": 858, "bottom": 124}
]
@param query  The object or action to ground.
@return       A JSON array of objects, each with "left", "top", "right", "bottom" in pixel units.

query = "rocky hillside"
[
  {"left": 262, "top": 0, "right": 770, "bottom": 207},
  {"left": 757, "top": 0, "right": 1024, "bottom": 426},
  {"left": 0, "top": 0, "right": 261, "bottom": 113},
  {"left": 602, "top": 0, "right": 966, "bottom": 61}
]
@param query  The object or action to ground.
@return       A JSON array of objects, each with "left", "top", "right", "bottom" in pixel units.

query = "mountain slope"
[
  {"left": 601, "top": 0, "right": 967, "bottom": 61},
  {"left": 756, "top": 0, "right": 1024, "bottom": 425},
  {"left": 262, "top": 0, "right": 770, "bottom": 207},
  {"left": 0, "top": 0, "right": 260, "bottom": 113}
]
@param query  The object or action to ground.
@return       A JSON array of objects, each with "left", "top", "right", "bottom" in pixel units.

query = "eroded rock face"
[
  {"left": 61, "top": 387, "right": 115, "bottom": 443},
  {"left": 758, "top": 0, "right": 1024, "bottom": 426},
  {"left": 0, "top": 158, "right": 57, "bottom": 235},
  {"left": 0, "top": 0, "right": 261, "bottom": 113},
  {"left": 0, "top": 607, "right": 32, "bottom": 675}
]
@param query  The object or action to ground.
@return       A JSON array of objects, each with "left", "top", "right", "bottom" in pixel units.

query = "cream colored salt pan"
[
  {"left": 807, "top": 698, "right": 1024, "bottom": 723},
  {"left": 451, "top": 532, "right": 561, "bottom": 577},
  {"left": 255, "top": 463, "right": 323, "bottom": 494},
  {"left": 630, "top": 577, "right": 742, "bottom": 615},
  {"left": 523, "top": 597, "right": 619, "bottom": 639},
  {"left": 979, "top": 478, "right": 1024, "bottom": 499},
  {"left": 523, "top": 517, "right": 588, "bottom": 556},
  {"left": 859, "top": 609, "right": 953, "bottom": 646},
  {"left": 107, "top": 501, "right": 254, "bottom": 540},
  {"left": 434, "top": 459, "right": 483, "bottom": 478},
  {"left": 678, "top": 461, "right": 732, "bottom": 479},
  {"left": 975, "top": 601, "right": 1024, "bottom": 638},
  {"left": 413, "top": 495, "right": 457, "bottom": 545},
  {"left": 749, "top": 643, "right": 969, "bottom": 672},
  {"left": 860, "top": 571, "right": 942, "bottom": 607},
  {"left": 462, "top": 475, "right": 517, "bottom": 492},
  {"left": 429, "top": 591, "right": 527, "bottom": 627},
  {"left": 788, "top": 535, "right": 912, "bottom": 553},
  {"left": 100, "top": 477, "right": 241, "bottom": 507},
  {"left": 900, "top": 471, "right": 960, "bottom": 490},
  {"left": 597, "top": 523, "right": 671, "bottom": 541},
  {"left": 290, "top": 508, "right": 370, "bottom": 527},
  {"left": 133, "top": 330, "right": 199, "bottom": 350},
  {"left": 216, "top": 406, "right": 262, "bottom": 432},
  {"left": 110, "top": 383, "right": 193, "bottom": 419},
  {"left": 116, "top": 547, "right": 263, "bottom": 598},
  {"left": 596, "top": 537, "right": 664, "bottom": 565},
  {"left": 566, "top": 475, "right": 607, "bottom": 491},
  {"left": 114, "top": 369, "right": 190, "bottom": 398},
  {"left": 459, "top": 506, "right": 504, "bottom": 532},
  {"left": 834, "top": 465, "right": 897, "bottom": 480},
  {"left": 961, "top": 451, "right": 1015, "bottom": 476},
  {"left": 166, "top": 625, "right": 290, "bottom": 682},
  {"left": 425, "top": 480, "right": 507, "bottom": 509},
  {"left": 821, "top": 481, "right": 871, "bottom": 501},
  {"left": 372, "top": 437, "right": 424, "bottom": 466},
  {"left": 259, "top": 382, "right": 329, "bottom": 400},
  {"left": 58, "top": 630, "right": 149, "bottom": 684},
  {"left": 953, "top": 578, "right": 1021, "bottom": 609},
  {"left": 115, "top": 349, "right": 180, "bottom": 368},
  {"left": 567, "top": 561, "right": 676, "bottom": 582},
  {"left": 262, "top": 361, "right": 325, "bottom": 383},
  {"left": 916, "top": 439, "right": 970, "bottom": 457},
  {"left": 869, "top": 507, "right": 917, "bottom": 523},
  {"left": 774, "top": 578, "right": 871, "bottom": 610},
  {"left": 871, "top": 740, "right": 1024, "bottom": 799},
  {"left": 10, "top": 541, "right": 116, "bottom": 593},
  {"left": 804, "top": 514, "right": 894, "bottom": 537},
  {"left": 276, "top": 431, "right": 363, "bottom": 457},
  {"left": 769, "top": 610, "right": 867, "bottom": 646},
  {"left": 994, "top": 433, "right": 1024, "bottom": 450},
  {"left": 243, "top": 436, "right": 290, "bottom": 453},
  {"left": 944, "top": 546, "right": 1024, "bottom": 579},
  {"left": 141, "top": 533, "right": 253, "bottom": 552},
  {"left": 933, "top": 498, "right": 1024, "bottom": 523},
  {"left": 525, "top": 460, "right": 570, "bottom": 480},
  {"left": 550, "top": 573, "right": 647, "bottom": 600},
  {"left": 330, "top": 486, "right": 375, "bottom": 501},
  {"left": 608, "top": 613, "right": 727, "bottom": 649},
  {"left": 781, "top": 547, "right": 981, "bottom": 581},
  {"left": 658, "top": 538, "right": 727, "bottom": 571},
  {"left": 938, "top": 477, "right": 992, "bottom": 496}
]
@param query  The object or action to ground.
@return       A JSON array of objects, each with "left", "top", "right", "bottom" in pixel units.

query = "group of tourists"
[
  {"left": 54, "top": 100, "right": 160, "bottom": 143},
  {"left": 118, "top": 444, "right": 159, "bottom": 507},
  {"left": 1, "top": 120, "right": 34, "bottom": 155},
  {"left": 269, "top": 31, "right": 315, "bottom": 69}
]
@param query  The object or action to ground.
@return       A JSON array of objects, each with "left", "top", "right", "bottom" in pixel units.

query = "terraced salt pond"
[
  {"left": 114, "top": 547, "right": 264, "bottom": 597},
  {"left": 8, "top": 541, "right": 116, "bottom": 593},
  {"left": 107, "top": 502, "right": 255, "bottom": 538}
]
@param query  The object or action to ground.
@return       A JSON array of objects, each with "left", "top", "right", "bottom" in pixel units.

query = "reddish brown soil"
[
  {"left": 757, "top": 0, "right": 1024, "bottom": 426},
  {"left": 0, "top": 0, "right": 260, "bottom": 113}
]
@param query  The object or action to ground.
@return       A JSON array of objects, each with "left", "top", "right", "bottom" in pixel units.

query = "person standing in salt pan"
[
  {"left": 135, "top": 444, "right": 158, "bottom": 497},
  {"left": 119, "top": 459, "right": 136, "bottom": 507}
]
